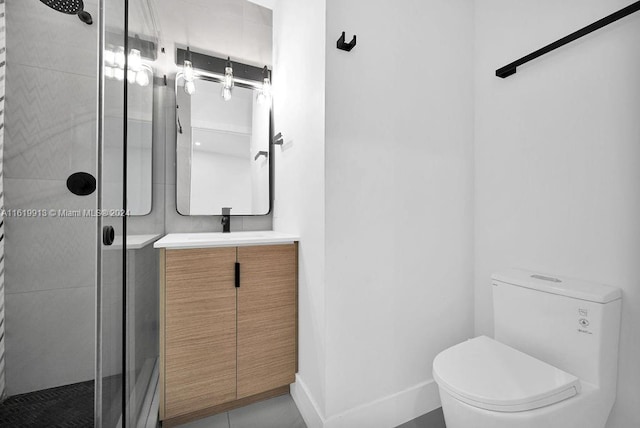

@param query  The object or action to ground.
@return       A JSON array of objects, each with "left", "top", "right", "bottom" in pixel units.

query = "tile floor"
[
  {"left": 397, "top": 407, "right": 446, "bottom": 428},
  {"left": 0, "top": 380, "right": 94, "bottom": 427},
  {"left": 176, "top": 394, "right": 446, "bottom": 428},
  {"left": 176, "top": 394, "right": 305, "bottom": 428}
]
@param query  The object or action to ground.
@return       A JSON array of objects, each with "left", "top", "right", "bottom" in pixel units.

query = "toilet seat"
[{"left": 433, "top": 336, "right": 581, "bottom": 412}]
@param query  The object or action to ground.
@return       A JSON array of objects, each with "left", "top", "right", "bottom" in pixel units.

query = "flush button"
[{"left": 579, "top": 318, "right": 590, "bottom": 327}]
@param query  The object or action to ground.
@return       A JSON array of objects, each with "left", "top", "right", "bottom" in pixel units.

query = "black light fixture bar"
[
  {"left": 130, "top": 35, "right": 157, "bottom": 60},
  {"left": 496, "top": 0, "right": 640, "bottom": 78},
  {"left": 105, "top": 32, "right": 157, "bottom": 60},
  {"left": 176, "top": 48, "right": 269, "bottom": 82}
]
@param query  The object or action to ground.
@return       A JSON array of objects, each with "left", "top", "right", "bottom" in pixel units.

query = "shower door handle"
[{"left": 103, "top": 226, "right": 115, "bottom": 246}]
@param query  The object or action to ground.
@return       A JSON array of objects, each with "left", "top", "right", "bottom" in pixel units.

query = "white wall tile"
[
  {"left": 4, "top": 64, "right": 96, "bottom": 181},
  {"left": 5, "top": 286, "right": 95, "bottom": 395},
  {"left": 4, "top": 178, "right": 96, "bottom": 294},
  {"left": 6, "top": 0, "right": 98, "bottom": 77}
]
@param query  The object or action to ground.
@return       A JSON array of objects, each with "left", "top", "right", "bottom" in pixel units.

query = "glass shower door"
[
  {"left": 97, "top": 0, "right": 127, "bottom": 426},
  {"left": 123, "top": 1, "right": 159, "bottom": 426},
  {"left": 98, "top": 1, "right": 158, "bottom": 426}
]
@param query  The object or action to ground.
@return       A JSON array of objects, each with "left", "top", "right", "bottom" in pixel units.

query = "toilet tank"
[{"left": 492, "top": 269, "right": 621, "bottom": 390}]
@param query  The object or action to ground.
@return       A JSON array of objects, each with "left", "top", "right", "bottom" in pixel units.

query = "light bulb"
[
  {"left": 185, "top": 80, "right": 196, "bottom": 95},
  {"left": 104, "top": 49, "right": 115, "bottom": 66},
  {"left": 127, "top": 70, "right": 136, "bottom": 84},
  {"left": 114, "top": 46, "right": 126, "bottom": 69},
  {"left": 105, "top": 66, "right": 114, "bottom": 79},
  {"left": 183, "top": 60, "right": 194, "bottom": 82},
  {"left": 128, "top": 49, "right": 142, "bottom": 71},
  {"left": 114, "top": 67, "right": 125, "bottom": 81},
  {"left": 223, "top": 66, "right": 234, "bottom": 89},
  {"left": 136, "top": 69, "right": 150, "bottom": 87},
  {"left": 221, "top": 85, "right": 232, "bottom": 101},
  {"left": 257, "top": 77, "right": 271, "bottom": 104}
]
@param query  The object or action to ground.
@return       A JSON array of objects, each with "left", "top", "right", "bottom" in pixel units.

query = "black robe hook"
[{"left": 337, "top": 31, "right": 357, "bottom": 52}]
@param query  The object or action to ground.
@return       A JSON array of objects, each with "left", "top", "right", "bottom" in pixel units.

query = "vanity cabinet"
[{"left": 159, "top": 243, "right": 298, "bottom": 424}]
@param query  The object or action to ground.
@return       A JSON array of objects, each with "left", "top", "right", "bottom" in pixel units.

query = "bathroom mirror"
[
  {"left": 127, "top": 70, "right": 154, "bottom": 215},
  {"left": 104, "top": 65, "right": 154, "bottom": 216},
  {"left": 175, "top": 73, "right": 271, "bottom": 216}
]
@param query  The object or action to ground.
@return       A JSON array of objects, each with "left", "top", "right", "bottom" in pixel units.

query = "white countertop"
[
  {"left": 154, "top": 231, "right": 300, "bottom": 249},
  {"left": 110, "top": 234, "right": 163, "bottom": 250}
]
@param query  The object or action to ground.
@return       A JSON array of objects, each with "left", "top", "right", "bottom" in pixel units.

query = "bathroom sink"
[
  {"left": 186, "top": 232, "right": 267, "bottom": 241},
  {"left": 154, "top": 231, "right": 299, "bottom": 249}
]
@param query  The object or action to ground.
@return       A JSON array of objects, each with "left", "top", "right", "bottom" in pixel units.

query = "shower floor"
[{"left": 0, "top": 380, "right": 94, "bottom": 427}]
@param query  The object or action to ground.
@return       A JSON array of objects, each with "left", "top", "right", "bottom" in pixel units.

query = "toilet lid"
[{"left": 433, "top": 336, "right": 581, "bottom": 412}]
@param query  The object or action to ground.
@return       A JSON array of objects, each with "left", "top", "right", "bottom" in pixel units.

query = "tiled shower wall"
[{"left": 3, "top": 1, "right": 98, "bottom": 395}]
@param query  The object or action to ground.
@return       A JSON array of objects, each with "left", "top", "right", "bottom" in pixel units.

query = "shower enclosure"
[{"left": 0, "top": 0, "right": 160, "bottom": 426}]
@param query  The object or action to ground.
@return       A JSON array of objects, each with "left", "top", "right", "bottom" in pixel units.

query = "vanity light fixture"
[
  {"left": 136, "top": 68, "right": 150, "bottom": 87},
  {"left": 104, "top": 47, "right": 115, "bottom": 79},
  {"left": 105, "top": 46, "right": 152, "bottom": 87},
  {"left": 185, "top": 81, "right": 196, "bottom": 95},
  {"left": 103, "top": 36, "right": 157, "bottom": 86},
  {"left": 256, "top": 66, "right": 271, "bottom": 105},
  {"left": 126, "top": 50, "right": 139, "bottom": 84},
  {"left": 221, "top": 56, "right": 234, "bottom": 101},
  {"left": 114, "top": 46, "right": 126, "bottom": 70},
  {"left": 128, "top": 49, "right": 142, "bottom": 72},
  {"left": 104, "top": 47, "right": 115, "bottom": 66},
  {"left": 183, "top": 47, "right": 196, "bottom": 95},
  {"left": 114, "top": 67, "right": 125, "bottom": 81}
]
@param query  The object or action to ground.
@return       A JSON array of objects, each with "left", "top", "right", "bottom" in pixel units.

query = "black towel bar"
[{"left": 496, "top": 1, "right": 640, "bottom": 78}]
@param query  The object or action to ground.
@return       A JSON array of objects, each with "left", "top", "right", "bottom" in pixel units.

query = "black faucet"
[{"left": 221, "top": 207, "right": 231, "bottom": 233}]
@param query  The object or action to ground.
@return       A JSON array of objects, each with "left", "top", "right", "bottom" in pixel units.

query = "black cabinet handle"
[
  {"left": 103, "top": 226, "right": 115, "bottom": 246},
  {"left": 235, "top": 262, "right": 240, "bottom": 288}
]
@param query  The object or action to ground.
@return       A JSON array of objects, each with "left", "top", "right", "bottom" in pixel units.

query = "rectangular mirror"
[
  {"left": 127, "top": 68, "right": 154, "bottom": 216},
  {"left": 104, "top": 63, "right": 154, "bottom": 216},
  {"left": 175, "top": 74, "right": 271, "bottom": 216}
]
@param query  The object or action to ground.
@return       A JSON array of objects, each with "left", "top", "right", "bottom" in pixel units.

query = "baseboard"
[
  {"left": 291, "top": 376, "right": 442, "bottom": 428},
  {"left": 291, "top": 375, "right": 325, "bottom": 428}
]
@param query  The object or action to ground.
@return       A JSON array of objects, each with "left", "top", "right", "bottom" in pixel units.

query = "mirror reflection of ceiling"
[
  {"left": 191, "top": 81, "right": 254, "bottom": 135},
  {"left": 151, "top": 0, "right": 272, "bottom": 75}
]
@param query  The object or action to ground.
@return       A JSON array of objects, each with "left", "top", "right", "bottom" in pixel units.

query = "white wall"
[
  {"left": 474, "top": 1, "right": 640, "bottom": 427},
  {"left": 322, "top": 0, "right": 475, "bottom": 426},
  {"left": 272, "top": 0, "right": 327, "bottom": 424},
  {"left": 152, "top": 0, "right": 272, "bottom": 76}
]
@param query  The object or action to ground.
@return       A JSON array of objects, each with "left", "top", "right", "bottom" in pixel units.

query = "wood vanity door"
[
  {"left": 163, "top": 247, "right": 237, "bottom": 419},
  {"left": 236, "top": 244, "right": 297, "bottom": 399}
]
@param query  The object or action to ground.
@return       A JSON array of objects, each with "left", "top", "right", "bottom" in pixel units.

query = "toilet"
[{"left": 433, "top": 269, "right": 622, "bottom": 428}]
